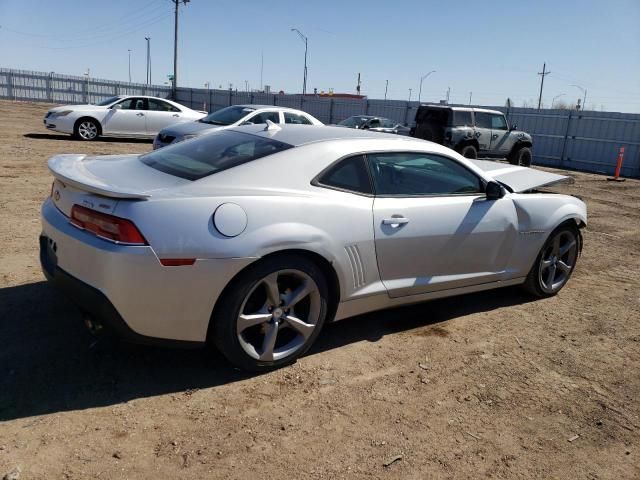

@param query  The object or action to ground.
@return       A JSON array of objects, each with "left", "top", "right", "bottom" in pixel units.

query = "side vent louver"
[{"left": 345, "top": 244, "right": 365, "bottom": 288}]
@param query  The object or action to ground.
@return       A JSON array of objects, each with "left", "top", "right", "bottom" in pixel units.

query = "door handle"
[
  {"left": 172, "top": 114, "right": 180, "bottom": 117},
  {"left": 492, "top": 134, "right": 498, "bottom": 139},
  {"left": 382, "top": 217, "right": 409, "bottom": 226},
  {"left": 474, "top": 131, "right": 482, "bottom": 137},
  {"left": 136, "top": 113, "right": 144, "bottom": 116}
]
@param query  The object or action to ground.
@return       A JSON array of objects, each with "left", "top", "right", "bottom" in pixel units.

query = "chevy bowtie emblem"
[{"left": 54, "top": 190, "right": 60, "bottom": 201}]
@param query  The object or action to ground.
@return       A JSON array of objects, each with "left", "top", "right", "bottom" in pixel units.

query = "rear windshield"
[
  {"left": 199, "top": 105, "right": 255, "bottom": 126},
  {"left": 140, "top": 130, "right": 293, "bottom": 180}
]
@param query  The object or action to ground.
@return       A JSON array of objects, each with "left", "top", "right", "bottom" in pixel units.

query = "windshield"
[
  {"left": 338, "top": 116, "right": 371, "bottom": 128},
  {"left": 94, "top": 96, "right": 121, "bottom": 106},
  {"left": 140, "top": 130, "right": 293, "bottom": 181},
  {"left": 199, "top": 106, "right": 256, "bottom": 126}
]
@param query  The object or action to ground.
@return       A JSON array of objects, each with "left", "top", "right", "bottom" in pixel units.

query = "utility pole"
[
  {"left": 128, "top": 49, "right": 131, "bottom": 83},
  {"left": 408, "top": 88, "right": 412, "bottom": 102},
  {"left": 446, "top": 86, "right": 451, "bottom": 104},
  {"left": 537, "top": 62, "right": 550, "bottom": 110},
  {"left": 356, "top": 73, "right": 361, "bottom": 96},
  {"left": 145, "top": 37, "right": 151, "bottom": 84},
  {"left": 172, "top": 0, "right": 190, "bottom": 98},
  {"left": 469, "top": 91, "right": 472, "bottom": 105},
  {"left": 384, "top": 80, "right": 388, "bottom": 100},
  {"left": 291, "top": 28, "right": 308, "bottom": 95}
]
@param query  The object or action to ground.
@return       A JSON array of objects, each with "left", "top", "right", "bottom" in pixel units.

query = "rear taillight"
[{"left": 70, "top": 205, "right": 148, "bottom": 246}]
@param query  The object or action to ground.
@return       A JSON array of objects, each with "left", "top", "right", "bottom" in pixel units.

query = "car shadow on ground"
[
  {"left": 23, "top": 133, "right": 152, "bottom": 144},
  {"left": 0, "top": 280, "right": 534, "bottom": 421}
]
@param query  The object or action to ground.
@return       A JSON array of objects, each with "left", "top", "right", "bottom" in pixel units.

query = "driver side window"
[{"left": 368, "top": 152, "right": 483, "bottom": 196}]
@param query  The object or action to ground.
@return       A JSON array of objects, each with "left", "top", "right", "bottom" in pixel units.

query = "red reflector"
[
  {"left": 70, "top": 205, "right": 148, "bottom": 245},
  {"left": 159, "top": 258, "right": 196, "bottom": 267}
]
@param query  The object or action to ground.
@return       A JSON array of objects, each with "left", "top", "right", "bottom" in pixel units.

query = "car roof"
[
  {"left": 232, "top": 104, "right": 313, "bottom": 113},
  {"left": 228, "top": 124, "right": 419, "bottom": 147},
  {"left": 417, "top": 105, "right": 503, "bottom": 115}
]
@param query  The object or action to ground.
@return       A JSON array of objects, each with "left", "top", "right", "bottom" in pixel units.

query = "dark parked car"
[
  {"left": 410, "top": 105, "right": 533, "bottom": 165},
  {"left": 337, "top": 115, "right": 410, "bottom": 135}
]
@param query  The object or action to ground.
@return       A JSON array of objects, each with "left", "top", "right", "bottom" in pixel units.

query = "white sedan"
[{"left": 43, "top": 95, "right": 207, "bottom": 141}]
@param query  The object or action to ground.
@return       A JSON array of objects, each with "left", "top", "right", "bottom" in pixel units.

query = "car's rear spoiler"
[
  {"left": 471, "top": 160, "right": 573, "bottom": 193},
  {"left": 48, "top": 154, "right": 151, "bottom": 200}
]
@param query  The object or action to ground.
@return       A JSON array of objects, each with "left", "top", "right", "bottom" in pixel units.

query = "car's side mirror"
[
  {"left": 509, "top": 124, "right": 517, "bottom": 131},
  {"left": 485, "top": 181, "right": 505, "bottom": 200}
]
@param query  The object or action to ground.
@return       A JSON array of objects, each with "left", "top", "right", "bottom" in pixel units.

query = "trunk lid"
[
  {"left": 48, "top": 154, "right": 188, "bottom": 216},
  {"left": 471, "top": 160, "right": 573, "bottom": 193}
]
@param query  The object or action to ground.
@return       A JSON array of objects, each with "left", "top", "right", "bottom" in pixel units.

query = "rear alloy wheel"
[
  {"left": 523, "top": 225, "right": 579, "bottom": 297},
  {"left": 212, "top": 255, "right": 328, "bottom": 371},
  {"left": 75, "top": 119, "right": 99, "bottom": 141},
  {"left": 509, "top": 146, "right": 532, "bottom": 166},
  {"left": 460, "top": 145, "right": 478, "bottom": 159}
]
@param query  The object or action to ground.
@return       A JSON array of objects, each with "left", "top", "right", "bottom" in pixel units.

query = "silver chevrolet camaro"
[{"left": 41, "top": 124, "right": 586, "bottom": 370}]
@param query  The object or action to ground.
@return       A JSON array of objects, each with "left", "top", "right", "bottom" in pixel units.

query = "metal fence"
[{"left": 2, "top": 67, "right": 639, "bottom": 178}]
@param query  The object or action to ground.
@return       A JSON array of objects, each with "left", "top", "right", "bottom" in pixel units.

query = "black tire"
[
  {"left": 522, "top": 224, "right": 580, "bottom": 298},
  {"left": 211, "top": 254, "right": 329, "bottom": 371},
  {"left": 509, "top": 146, "right": 532, "bottom": 166},
  {"left": 74, "top": 118, "right": 100, "bottom": 141},
  {"left": 460, "top": 144, "right": 478, "bottom": 159}
]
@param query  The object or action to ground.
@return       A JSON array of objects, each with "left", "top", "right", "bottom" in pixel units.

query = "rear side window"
[
  {"left": 475, "top": 112, "right": 491, "bottom": 128},
  {"left": 284, "top": 112, "right": 313, "bottom": 125},
  {"left": 140, "top": 130, "right": 293, "bottom": 180},
  {"left": 415, "top": 108, "right": 450, "bottom": 125},
  {"left": 148, "top": 99, "right": 180, "bottom": 112},
  {"left": 452, "top": 111, "right": 472, "bottom": 126},
  {"left": 316, "top": 155, "right": 372, "bottom": 195}
]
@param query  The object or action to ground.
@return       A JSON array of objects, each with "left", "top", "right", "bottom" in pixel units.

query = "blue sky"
[{"left": 1, "top": 0, "right": 639, "bottom": 112}]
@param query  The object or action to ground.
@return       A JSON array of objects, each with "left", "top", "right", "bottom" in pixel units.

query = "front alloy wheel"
[
  {"left": 75, "top": 119, "right": 99, "bottom": 141},
  {"left": 524, "top": 225, "right": 579, "bottom": 297}
]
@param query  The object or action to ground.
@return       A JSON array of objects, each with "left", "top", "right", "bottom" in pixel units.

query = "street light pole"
[
  {"left": 291, "top": 28, "right": 308, "bottom": 95},
  {"left": 384, "top": 80, "right": 388, "bottom": 100},
  {"left": 128, "top": 49, "right": 131, "bottom": 83},
  {"left": 570, "top": 84, "right": 587, "bottom": 111},
  {"left": 408, "top": 88, "right": 412, "bottom": 102},
  {"left": 418, "top": 70, "right": 436, "bottom": 103},
  {"left": 145, "top": 37, "right": 151, "bottom": 84},
  {"left": 551, "top": 93, "right": 565, "bottom": 109}
]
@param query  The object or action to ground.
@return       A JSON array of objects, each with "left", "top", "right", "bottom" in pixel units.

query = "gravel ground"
[{"left": 1, "top": 100, "right": 639, "bottom": 479}]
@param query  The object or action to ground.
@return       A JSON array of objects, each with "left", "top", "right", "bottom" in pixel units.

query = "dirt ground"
[{"left": 0, "top": 100, "right": 638, "bottom": 479}]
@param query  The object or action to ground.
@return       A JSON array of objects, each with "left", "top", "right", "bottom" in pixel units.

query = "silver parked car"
[
  {"left": 153, "top": 104, "right": 323, "bottom": 149},
  {"left": 41, "top": 125, "right": 586, "bottom": 371}
]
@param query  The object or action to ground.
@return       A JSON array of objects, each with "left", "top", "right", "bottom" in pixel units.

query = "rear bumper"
[
  {"left": 41, "top": 243, "right": 201, "bottom": 348},
  {"left": 40, "top": 198, "right": 255, "bottom": 343}
]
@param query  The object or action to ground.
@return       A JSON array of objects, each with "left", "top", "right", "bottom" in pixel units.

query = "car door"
[
  {"left": 369, "top": 152, "right": 518, "bottom": 298},
  {"left": 473, "top": 112, "right": 492, "bottom": 153},
  {"left": 102, "top": 97, "right": 147, "bottom": 135},
  {"left": 489, "top": 113, "right": 511, "bottom": 154},
  {"left": 145, "top": 98, "right": 183, "bottom": 135}
]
